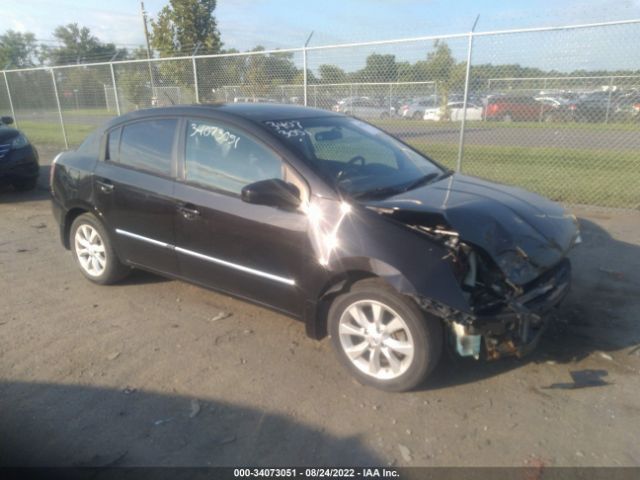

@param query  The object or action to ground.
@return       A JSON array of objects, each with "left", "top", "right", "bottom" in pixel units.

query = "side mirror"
[
  {"left": 241, "top": 178, "right": 301, "bottom": 209},
  {"left": 1, "top": 116, "right": 14, "bottom": 125}
]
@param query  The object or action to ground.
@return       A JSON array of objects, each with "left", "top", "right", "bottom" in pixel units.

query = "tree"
[
  {"left": 45, "top": 23, "right": 125, "bottom": 65},
  {"left": 414, "top": 41, "right": 458, "bottom": 117},
  {"left": 354, "top": 54, "right": 398, "bottom": 83},
  {"left": 318, "top": 64, "right": 348, "bottom": 84},
  {"left": 150, "top": 0, "right": 222, "bottom": 57},
  {"left": 0, "top": 30, "right": 39, "bottom": 68}
]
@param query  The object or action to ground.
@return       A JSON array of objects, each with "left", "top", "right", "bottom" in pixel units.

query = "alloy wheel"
[
  {"left": 74, "top": 224, "right": 107, "bottom": 277},
  {"left": 338, "top": 299, "right": 415, "bottom": 380}
]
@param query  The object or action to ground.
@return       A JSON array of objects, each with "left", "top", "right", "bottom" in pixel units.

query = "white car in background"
[
  {"left": 399, "top": 96, "right": 438, "bottom": 119},
  {"left": 423, "top": 101, "right": 484, "bottom": 121},
  {"left": 333, "top": 96, "right": 394, "bottom": 119},
  {"left": 449, "top": 101, "right": 483, "bottom": 121}
]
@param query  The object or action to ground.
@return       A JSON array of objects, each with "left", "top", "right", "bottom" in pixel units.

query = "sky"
[{"left": 2, "top": 0, "right": 640, "bottom": 71}]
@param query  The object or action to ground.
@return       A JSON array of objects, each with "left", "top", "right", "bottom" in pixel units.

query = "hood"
[
  {"left": 364, "top": 173, "right": 580, "bottom": 285},
  {"left": 0, "top": 126, "right": 20, "bottom": 143}
]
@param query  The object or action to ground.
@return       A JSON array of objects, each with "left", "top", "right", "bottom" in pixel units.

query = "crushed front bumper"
[{"left": 463, "top": 258, "right": 572, "bottom": 360}]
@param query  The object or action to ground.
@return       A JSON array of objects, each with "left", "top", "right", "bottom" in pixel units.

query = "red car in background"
[{"left": 484, "top": 95, "right": 554, "bottom": 122}]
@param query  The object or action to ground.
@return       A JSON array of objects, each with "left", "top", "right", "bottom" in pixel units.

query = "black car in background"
[
  {"left": 50, "top": 104, "right": 580, "bottom": 391},
  {"left": 0, "top": 116, "right": 39, "bottom": 191}
]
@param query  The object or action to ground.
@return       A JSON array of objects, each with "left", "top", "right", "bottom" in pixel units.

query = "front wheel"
[
  {"left": 70, "top": 213, "right": 130, "bottom": 285},
  {"left": 328, "top": 279, "right": 443, "bottom": 392}
]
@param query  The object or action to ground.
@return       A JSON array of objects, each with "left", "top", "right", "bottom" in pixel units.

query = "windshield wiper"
[
  {"left": 399, "top": 172, "right": 441, "bottom": 193},
  {"left": 352, "top": 170, "right": 451, "bottom": 200}
]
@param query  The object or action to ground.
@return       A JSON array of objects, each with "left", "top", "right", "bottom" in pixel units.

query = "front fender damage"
[{"left": 400, "top": 222, "right": 573, "bottom": 361}]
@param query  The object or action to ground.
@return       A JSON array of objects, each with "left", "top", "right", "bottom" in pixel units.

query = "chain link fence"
[{"left": 1, "top": 19, "right": 639, "bottom": 209}]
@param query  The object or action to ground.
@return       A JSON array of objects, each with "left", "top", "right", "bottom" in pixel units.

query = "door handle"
[
  {"left": 96, "top": 179, "right": 114, "bottom": 193},
  {"left": 177, "top": 203, "right": 200, "bottom": 219}
]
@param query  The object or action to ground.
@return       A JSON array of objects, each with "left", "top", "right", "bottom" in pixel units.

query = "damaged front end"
[
  {"left": 363, "top": 173, "right": 580, "bottom": 361},
  {"left": 411, "top": 224, "right": 573, "bottom": 361}
]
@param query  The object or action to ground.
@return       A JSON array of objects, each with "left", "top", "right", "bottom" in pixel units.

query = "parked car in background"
[
  {"left": 571, "top": 91, "right": 632, "bottom": 123},
  {"left": 483, "top": 95, "right": 553, "bottom": 122},
  {"left": 423, "top": 102, "right": 484, "bottom": 121},
  {"left": 233, "top": 97, "right": 277, "bottom": 104},
  {"left": 0, "top": 116, "right": 39, "bottom": 191},
  {"left": 422, "top": 103, "right": 441, "bottom": 121},
  {"left": 332, "top": 96, "right": 394, "bottom": 119},
  {"left": 616, "top": 92, "right": 640, "bottom": 122},
  {"left": 448, "top": 102, "right": 484, "bottom": 121},
  {"left": 51, "top": 103, "right": 580, "bottom": 391},
  {"left": 399, "top": 96, "right": 438, "bottom": 119}
]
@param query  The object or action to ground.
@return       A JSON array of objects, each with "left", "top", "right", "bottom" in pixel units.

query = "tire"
[
  {"left": 502, "top": 113, "right": 513, "bottom": 122},
  {"left": 12, "top": 177, "right": 38, "bottom": 191},
  {"left": 70, "top": 213, "right": 130, "bottom": 285},
  {"left": 328, "top": 279, "right": 443, "bottom": 392},
  {"left": 412, "top": 111, "right": 422, "bottom": 120},
  {"left": 380, "top": 111, "right": 389, "bottom": 119}
]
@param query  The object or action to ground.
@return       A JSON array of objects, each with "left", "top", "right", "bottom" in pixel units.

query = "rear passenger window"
[
  {"left": 119, "top": 119, "right": 177, "bottom": 175},
  {"left": 184, "top": 119, "right": 283, "bottom": 194},
  {"left": 106, "top": 128, "right": 121, "bottom": 162}
]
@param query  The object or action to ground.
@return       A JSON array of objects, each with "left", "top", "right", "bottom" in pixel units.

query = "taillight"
[
  {"left": 633, "top": 103, "right": 640, "bottom": 112},
  {"left": 488, "top": 104, "right": 498, "bottom": 112},
  {"left": 50, "top": 152, "right": 62, "bottom": 193},
  {"left": 569, "top": 104, "right": 576, "bottom": 111}
]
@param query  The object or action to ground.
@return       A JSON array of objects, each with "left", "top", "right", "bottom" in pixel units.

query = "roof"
[{"left": 114, "top": 103, "right": 337, "bottom": 126}]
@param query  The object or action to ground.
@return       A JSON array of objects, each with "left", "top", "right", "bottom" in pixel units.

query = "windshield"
[{"left": 264, "top": 116, "right": 444, "bottom": 199}]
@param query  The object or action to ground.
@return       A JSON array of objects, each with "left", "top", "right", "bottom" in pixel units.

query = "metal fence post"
[
  {"left": 303, "top": 32, "right": 314, "bottom": 107},
  {"left": 109, "top": 63, "right": 121, "bottom": 116},
  {"left": 50, "top": 69, "right": 69, "bottom": 150},
  {"left": 457, "top": 19, "right": 479, "bottom": 173},
  {"left": 192, "top": 57, "right": 200, "bottom": 104},
  {"left": 605, "top": 76, "right": 614, "bottom": 124},
  {"left": 3, "top": 71, "right": 18, "bottom": 127}
]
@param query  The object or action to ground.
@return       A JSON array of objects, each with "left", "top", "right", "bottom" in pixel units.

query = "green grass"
[
  {"left": 18, "top": 121, "right": 95, "bottom": 149},
  {"left": 408, "top": 142, "right": 640, "bottom": 209},
  {"left": 61, "top": 108, "right": 116, "bottom": 117},
  {"left": 16, "top": 120, "right": 640, "bottom": 209}
]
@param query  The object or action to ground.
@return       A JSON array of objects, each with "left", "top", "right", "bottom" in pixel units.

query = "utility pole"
[{"left": 140, "top": 1, "right": 156, "bottom": 103}]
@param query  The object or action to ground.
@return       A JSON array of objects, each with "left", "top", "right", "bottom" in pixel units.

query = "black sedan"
[
  {"left": 0, "top": 115, "right": 39, "bottom": 191},
  {"left": 50, "top": 104, "right": 580, "bottom": 391}
]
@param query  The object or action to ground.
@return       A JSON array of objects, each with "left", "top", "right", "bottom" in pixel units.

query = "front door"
[{"left": 172, "top": 117, "right": 312, "bottom": 316}]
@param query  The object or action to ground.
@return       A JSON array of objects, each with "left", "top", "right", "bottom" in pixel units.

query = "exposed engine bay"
[{"left": 411, "top": 223, "right": 573, "bottom": 361}]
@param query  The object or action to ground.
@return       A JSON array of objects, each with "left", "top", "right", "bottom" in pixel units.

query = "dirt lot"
[{"left": 1, "top": 152, "right": 639, "bottom": 467}]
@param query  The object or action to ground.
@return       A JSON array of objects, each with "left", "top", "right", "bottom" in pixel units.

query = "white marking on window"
[
  {"left": 190, "top": 123, "right": 241, "bottom": 148},
  {"left": 265, "top": 120, "right": 307, "bottom": 138}
]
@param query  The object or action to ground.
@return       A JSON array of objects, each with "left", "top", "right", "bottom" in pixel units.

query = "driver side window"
[{"left": 184, "top": 119, "right": 283, "bottom": 194}]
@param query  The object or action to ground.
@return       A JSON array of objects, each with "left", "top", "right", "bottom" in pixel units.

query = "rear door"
[
  {"left": 93, "top": 117, "right": 179, "bottom": 275},
  {"left": 172, "top": 116, "right": 311, "bottom": 316}
]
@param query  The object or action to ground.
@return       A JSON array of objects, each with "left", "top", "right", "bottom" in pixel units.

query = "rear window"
[{"left": 118, "top": 119, "right": 177, "bottom": 176}]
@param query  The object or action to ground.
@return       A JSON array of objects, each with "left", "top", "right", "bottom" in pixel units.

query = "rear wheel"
[
  {"left": 412, "top": 111, "right": 423, "bottom": 120},
  {"left": 328, "top": 279, "right": 443, "bottom": 392},
  {"left": 70, "top": 213, "right": 130, "bottom": 285}
]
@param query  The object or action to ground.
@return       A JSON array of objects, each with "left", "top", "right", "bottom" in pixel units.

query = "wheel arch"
[
  {"left": 304, "top": 258, "right": 426, "bottom": 340},
  {"left": 62, "top": 202, "right": 108, "bottom": 249}
]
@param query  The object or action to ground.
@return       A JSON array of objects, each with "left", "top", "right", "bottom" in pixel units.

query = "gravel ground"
[{"left": 1, "top": 155, "right": 639, "bottom": 467}]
